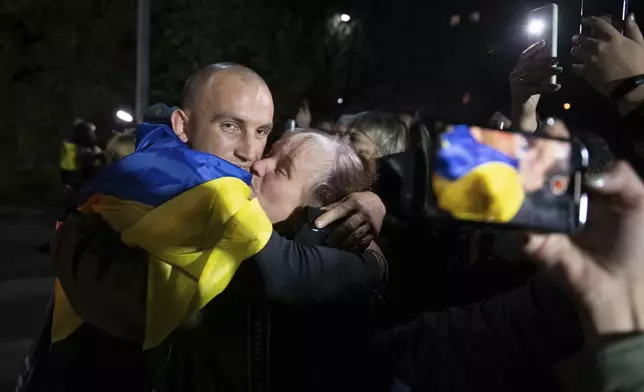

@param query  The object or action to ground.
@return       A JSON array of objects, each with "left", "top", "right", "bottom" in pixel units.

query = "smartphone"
[
  {"left": 581, "top": 0, "right": 629, "bottom": 35},
  {"left": 430, "top": 124, "right": 589, "bottom": 233},
  {"left": 527, "top": 4, "right": 559, "bottom": 84}
]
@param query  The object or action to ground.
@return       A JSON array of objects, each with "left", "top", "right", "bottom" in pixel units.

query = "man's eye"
[
  {"left": 221, "top": 123, "right": 238, "bottom": 132},
  {"left": 257, "top": 128, "right": 271, "bottom": 137}
]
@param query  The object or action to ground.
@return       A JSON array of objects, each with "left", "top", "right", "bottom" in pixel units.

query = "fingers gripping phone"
[
  {"left": 430, "top": 124, "right": 589, "bottom": 233},
  {"left": 581, "top": 0, "right": 629, "bottom": 35},
  {"left": 527, "top": 4, "right": 559, "bottom": 84}
]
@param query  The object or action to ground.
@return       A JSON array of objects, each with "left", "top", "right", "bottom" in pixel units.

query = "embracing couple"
[{"left": 34, "top": 63, "right": 390, "bottom": 392}]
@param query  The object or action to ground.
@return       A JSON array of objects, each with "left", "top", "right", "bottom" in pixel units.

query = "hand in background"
[
  {"left": 524, "top": 160, "right": 644, "bottom": 342},
  {"left": 295, "top": 100, "right": 312, "bottom": 128},
  {"left": 572, "top": 15, "right": 644, "bottom": 115},
  {"left": 510, "top": 41, "right": 562, "bottom": 132}
]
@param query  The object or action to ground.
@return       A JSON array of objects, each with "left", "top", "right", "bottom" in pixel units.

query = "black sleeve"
[
  {"left": 51, "top": 212, "right": 147, "bottom": 342},
  {"left": 231, "top": 231, "right": 383, "bottom": 304},
  {"left": 374, "top": 273, "right": 583, "bottom": 391},
  {"left": 53, "top": 214, "right": 382, "bottom": 334}
]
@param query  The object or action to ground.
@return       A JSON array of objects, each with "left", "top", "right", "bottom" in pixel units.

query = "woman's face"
[
  {"left": 347, "top": 129, "right": 378, "bottom": 161},
  {"left": 251, "top": 138, "right": 333, "bottom": 223}
]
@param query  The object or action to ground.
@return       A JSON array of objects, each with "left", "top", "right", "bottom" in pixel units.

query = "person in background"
[
  {"left": 144, "top": 103, "right": 178, "bottom": 125},
  {"left": 524, "top": 155, "right": 644, "bottom": 392},
  {"left": 59, "top": 121, "right": 105, "bottom": 218},
  {"left": 346, "top": 111, "right": 409, "bottom": 161},
  {"left": 314, "top": 119, "right": 333, "bottom": 132},
  {"left": 398, "top": 111, "right": 415, "bottom": 131},
  {"left": 295, "top": 100, "right": 312, "bottom": 128},
  {"left": 443, "top": 36, "right": 566, "bottom": 305},
  {"left": 572, "top": 15, "right": 644, "bottom": 118},
  {"left": 331, "top": 113, "right": 359, "bottom": 137},
  {"left": 572, "top": 15, "right": 644, "bottom": 174},
  {"left": 104, "top": 132, "right": 136, "bottom": 163}
]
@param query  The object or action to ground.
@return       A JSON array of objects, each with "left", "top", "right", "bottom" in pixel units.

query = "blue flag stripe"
[{"left": 80, "top": 124, "right": 252, "bottom": 207}]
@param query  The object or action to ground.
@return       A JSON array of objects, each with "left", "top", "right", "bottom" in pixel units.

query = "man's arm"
[{"left": 51, "top": 213, "right": 147, "bottom": 342}]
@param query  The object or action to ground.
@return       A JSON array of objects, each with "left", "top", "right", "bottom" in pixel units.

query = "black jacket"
[{"left": 46, "top": 212, "right": 384, "bottom": 392}]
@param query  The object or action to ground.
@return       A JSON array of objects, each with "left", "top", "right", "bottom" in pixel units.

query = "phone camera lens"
[{"left": 549, "top": 175, "right": 568, "bottom": 196}]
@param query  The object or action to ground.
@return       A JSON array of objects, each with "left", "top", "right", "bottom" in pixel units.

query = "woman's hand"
[
  {"left": 572, "top": 15, "right": 644, "bottom": 114},
  {"left": 524, "top": 156, "right": 644, "bottom": 342},
  {"left": 510, "top": 41, "right": 562, "bottom": 132}
]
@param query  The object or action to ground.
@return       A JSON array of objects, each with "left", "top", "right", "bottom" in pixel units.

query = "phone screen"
[
  {"left": 581, "top": 0, "right": 629, "bottom": 34},
  {"left": 431, "top": 125, "right": 587, "bottom": 233}
]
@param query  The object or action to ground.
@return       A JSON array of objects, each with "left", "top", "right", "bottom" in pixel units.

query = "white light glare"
[
  {"left": 116, "top": 110, "right": 133, "bottom": 123},
  {"left": 337, "top": 97, "right": 344, "bottom": 104},
  {"left": 340, "top": 14, "right": 351, "bottom": 22},
  {"left": 527, "top": 19, "right": 546, "bottom": 36}
]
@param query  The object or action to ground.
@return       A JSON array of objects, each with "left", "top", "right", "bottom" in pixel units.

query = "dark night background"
[
  {"left": 0, "top": 0, "right": 643, "bottom": 390},
  {"left": 1, "top": 0, "right": 642, "bottom": 205}
]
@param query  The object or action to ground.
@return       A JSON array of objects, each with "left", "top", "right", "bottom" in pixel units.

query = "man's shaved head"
[
  {"left": 171, "top": 62, "right": 274, "bottom": 171},
  {"left": 181, "top": 63, "right": 266, "bottom": 110}
]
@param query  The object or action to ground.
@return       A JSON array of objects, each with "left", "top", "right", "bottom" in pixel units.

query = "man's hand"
[
  {"left": 510, "top": 40, "right": 562, "bottom": 132},
  {"left": 572, "top": 15, "right": 644, "bottom": 106},
  {"left": 524, "top": 160, "right": 644, "bottom": 341},
  {"left": 315, "top": 192, "right": 386, "bottom": 251}
]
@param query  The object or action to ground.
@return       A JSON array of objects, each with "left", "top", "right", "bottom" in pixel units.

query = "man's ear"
[{"left": 171, "top": 109, "right": 190, "bottom": 143}]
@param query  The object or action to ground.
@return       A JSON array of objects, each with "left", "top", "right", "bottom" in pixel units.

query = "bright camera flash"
[{"left": 527, "top": 19, "right": 546, "bottom": 35}]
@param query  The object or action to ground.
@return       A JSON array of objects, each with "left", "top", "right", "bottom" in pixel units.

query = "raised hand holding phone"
[
  {"left": 510, "top": 40, "right": 562, "bottom": 132},
  {"left": 572, "top": 15, "right": 644, "bottom": 115}
]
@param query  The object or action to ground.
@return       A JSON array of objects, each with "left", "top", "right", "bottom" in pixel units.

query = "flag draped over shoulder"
[{"left": 52, "top": 123, "right": 273, "bottom": 349}]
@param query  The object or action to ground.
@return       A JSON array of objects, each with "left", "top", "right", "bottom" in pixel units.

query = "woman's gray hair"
[
  {"left": 279, "top": 129, "right": 375, "bottom": 206},
  {"left": 348, "top": 111, "right": 409, "bottom": 158}
]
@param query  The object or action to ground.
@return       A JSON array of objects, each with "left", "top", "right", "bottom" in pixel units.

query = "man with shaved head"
[{"left": 171, "top": 63, "right": 274, "bottom": 169}]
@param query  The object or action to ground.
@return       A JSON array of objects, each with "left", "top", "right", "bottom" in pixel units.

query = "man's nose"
[{"left": 234, "top": 138, "right": 263, "bottom": 166}]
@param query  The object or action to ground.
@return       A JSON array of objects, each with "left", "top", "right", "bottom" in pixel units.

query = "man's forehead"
[{"left": 197, "top": 73, "right": 273, "bottom": 121}]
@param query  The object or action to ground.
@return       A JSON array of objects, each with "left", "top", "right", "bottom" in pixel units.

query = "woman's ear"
[{"left": 171, "top": 109, "right": 190, "bottom": 143}]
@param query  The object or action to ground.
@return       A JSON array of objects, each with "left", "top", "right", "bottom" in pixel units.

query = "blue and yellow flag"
[
  {"left": 52, "top": 123, "right": 273, "bottom": 349},
  {"left": 433, "top": 125, "right": 525, "bottom": 223}
]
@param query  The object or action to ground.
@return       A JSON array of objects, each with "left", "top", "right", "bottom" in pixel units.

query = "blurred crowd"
[{"left": 17, "top": 14, "right": 644, "bottom": 392}]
